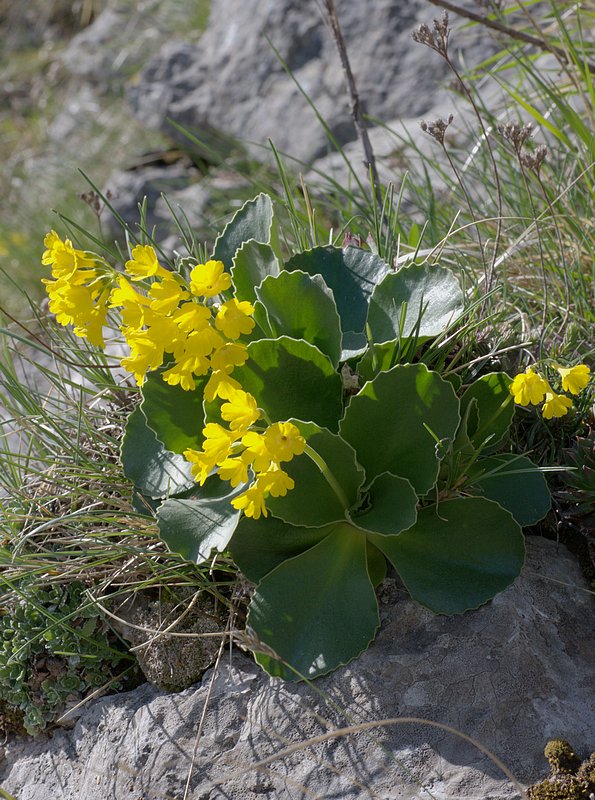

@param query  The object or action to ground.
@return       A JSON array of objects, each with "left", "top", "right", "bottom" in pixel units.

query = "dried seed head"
[
  {"left": 342, "top": 231, "right": 364, "bottom": 249},
  {"left": 498, "top": 121, "right": 534, "bottom": 153},
  {"left": 520, "top": 144, "right": 548, "bottom": 176},
  {"left": 420, "top": 114, "right": 454, "bottom": 146},
  {"left": 80, "top": 189, "right": 112, "bottom": 216},
  {"left": 433, "top": 11, "right": 450, "bottom": 48},
  {"left": 412, "top": 23, "right": 435, "bottom": 49},
  {"left": 412, "top": 12, "right": 450, "bottom": 55}
]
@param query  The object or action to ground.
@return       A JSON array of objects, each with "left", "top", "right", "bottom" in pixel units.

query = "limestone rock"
[
  {"left": 127, "top": 0, "right": 496, "bottom": 164},
  {"left": 1, "top": 537, "right": 592, "bottom": 799}
]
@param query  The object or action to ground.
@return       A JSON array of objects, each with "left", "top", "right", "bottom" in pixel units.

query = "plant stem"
[
  {"left": 303, "top": 443, "right": 350, "bottom": 509},
  {"left": 425, "top": 0, "right": 595, "bottom": 76},
  {"left": 321, "top": 0, "right": 383, "bottom": 209}
]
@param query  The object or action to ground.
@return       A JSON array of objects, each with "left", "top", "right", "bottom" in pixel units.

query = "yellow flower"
[
  {"left": 42, "top": 230, "right": 95, "bottom": 279},
  {"left": 231, "top": 483, "right": 268, "bottom": 519},
  {"left": 240, "top": 431, "right": 272, "bottom": 473},
  {"left": 120, "top": 332, "right": 164, "bottom": 385},
  {"left": 542, "top": 391, "right": 573, "bottom": 420},
  {"left": 264, "top": 422, "right": 306, "bottom": 462},
  {"left": 145, "top": 316, "right": 184, "bottom": 355},
  {"left": 184, "top": 448, "right": 216, "bottom": 485},
  {"left": 220, "top": 389, "right": 261, "bottom": 432},
  {"left": 162, "top": 362, "right": 201, "bottom": 391},
  {"left": 210, "top": 341, "right": 248, "bottom": 371},
  {"left": 174, "top": 327, "right": 225, "bottom": 360},
  {"left": 149, "top": 276, "right": 189, "bottom": 314},
  {"left": 556, "top": 364, "right": 590, "bottom": 395},
  {"left": 215, "top": 298, "right": 255, "bottom": 339},
  {"left": 510, "top": 368, "right": 548, "bottom": 406},
  {"left": 217, "top": 457, "right": 249, "bottom": 487},
  {"left": 125, "top": 244, "right": 169, "bottom": 281},
  {"left": 189, "top": 260, "right": 231, "bottom": 297},
  {"left": 257, "top": 467, "right": 294, "bottom": 498},
  {"left": 73, "top": 287, "right": 111, "bottom": 347},
  {"left": 201, "top": 423, "right": 238, "bottom": 464},
  {"left": 44, "top": 279, "right": 94, "bottom": 326},
  {"left": 172, "top": 302, "right": 212, "bottom": 333},
  {"left": 204, "top": 369, "right": 242, "bottom": 402}
]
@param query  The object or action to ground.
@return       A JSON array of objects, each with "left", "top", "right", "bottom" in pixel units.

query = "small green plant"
[
  {"left": 0, "top": 579, "right": 131, "bottom": 735},
  {"left": 528, "top": 740, "right": 595, "bottom": 800},
  {"left": 558, "top": 432, "right": 595, "bottom": 533},
  {"left": 40, "top": 192, "right": 557, "bottom": 681}
]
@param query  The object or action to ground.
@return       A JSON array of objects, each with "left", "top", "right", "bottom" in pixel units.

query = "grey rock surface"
[
  {"left": 127, "top": 0, "right": 496, "bottom": 164},
  {"left": 1, "top": 537, "right": 592, "bottom": 799}
]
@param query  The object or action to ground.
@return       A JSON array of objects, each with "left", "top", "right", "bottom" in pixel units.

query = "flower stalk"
[{"left": 303, "top": 443, "right": 350, "bottom": 510}]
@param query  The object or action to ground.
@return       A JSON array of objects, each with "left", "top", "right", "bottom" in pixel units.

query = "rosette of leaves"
[
  {"left": 0, "top": 580, "right": 130, "bottom": 735},
  {"left": 122, "top": 194, "right": 551, "bottom": 681},
  {"left": 558, "top": 433, "right": 595, "bottom": 533}
]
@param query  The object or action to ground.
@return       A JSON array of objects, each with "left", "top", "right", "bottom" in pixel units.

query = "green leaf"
[
  {"left": 230, "top": 516, "right": 335, "bottom": 583},
  {"left": 212, "top": 193, "right": 275, "bottom": 269},
  {"left": 341, "top": 330, "right": 368, "bottom": 361},
  {"left": 140, "top": 370, "right": 205, "bottom": 454},
  {"left": 231, "top": 240, "right": 280, "bottom": 303},
  {"left": 157, "top": 485, "right": 244, "bottom": 563},
  {"left": 370, "top": 497, "right": 525, "bottom": 614},
  {"left": 351, "top": 472, "right": 417, "bottom": 535},
  {"left": 285, "top": 246, "right": 390, "bottom": 336},
  {"left": 367, "top": 263, "right": 463, "bottom": 343},
  {"left": 256, "top": 271, "right": 342, "bottom": 366},
  {"left": 465, "top": 454, "right": 551, "bottom": 526},
  {"left": 366, "top": 540, "right": 387, "bottom": 588},
  {"left": 234, "top": 336, "right": 343, "bottom": 431},
  {"left": 340, "top": 364, "right": 460, "bottom": 493},
  {"left": 248, "top": 523, "right": 379, "bottom": 680},
  {"left": 266, "top": 422, "right": 365, "bottom": 527},
  {"left": 121, "top": 406, "right": 195, "bottom": 498},
  {"left": 459, "top": 372, "right": 513, "bottom": 452}
]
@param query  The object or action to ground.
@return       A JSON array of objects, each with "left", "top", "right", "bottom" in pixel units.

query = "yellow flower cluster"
[
  {"left": 42, "top": 231, "right": 113, "bottom": 347},
  {"left": 510, "top": 364, "right": 591, "bottom": 419},
  {"left": 184, "top": 401, "right": 306, "bottom": 519},
  {"left": 111, "top": 245, "right": 256, "bottom": 394},
  {"left": 42, "top": 234, "right": 256, "bottom": 397},
  {"left": 42, "top": 235, "right": 307, "bottom": 519}
]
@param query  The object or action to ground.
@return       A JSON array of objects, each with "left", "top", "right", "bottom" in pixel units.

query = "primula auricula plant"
[{"left": 43, "top": 194, "right": 559, "bottom": 681}]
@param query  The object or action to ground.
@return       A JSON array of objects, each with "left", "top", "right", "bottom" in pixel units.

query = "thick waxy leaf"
[
  {"left": 371, "top": 497, "right": 525, "bottom": 614},
  {"left": 351, "top": 472, "right": 417, "bottom": 535},
  {"left": 121, "top": 406, "right": 195, "bottom": 498},
  {"left": 256, "top": 271, "right": 342, "bottom": 366},
  {"left": 230, "top": 516, "right": 336, "bottom": 583},
  {"left": 248, "top": 523, "right": 379, "bottom": 680},
  {"left": 459, "top": 372, "right": 513, "bottom": 452},
  {"left": 231, "top": 240, "right": 280, "bottom": 303},
  {"left": 234, "top": 337, "right": 343, "bottom": 431},
  {"left": 341, "top": 330, "right": 368, "bottom": 361},
  {"left": 285, "top": 246, "right": 390, "bottom": 336},
  {"left": 340, "top": 364, "right": 460, "bottom": 493},
  {"left": 266, "top": 422, "right": 365, "bottom": 527},
  {"left": 158, "top": 485, "right": 243, "bottom": 563},
  {"left": 465, "top": 454, "right": 551, "bottom": 526},
  {"left": 140, "top": 370, "right": 205, "bottom": 454},
  {"left": 366, "top": 541, "right": 387, "bottom": 588},
  {"left": 212, "top": 193, "right": 275, "bottom": 269},
  {"left": 367, "top": 263, "right": 463, "bottom": 343}
]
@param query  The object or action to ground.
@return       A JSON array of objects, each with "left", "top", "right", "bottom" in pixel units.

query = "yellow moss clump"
[{"left": 528, "top": 741, "right": 594, "bottom": 800}]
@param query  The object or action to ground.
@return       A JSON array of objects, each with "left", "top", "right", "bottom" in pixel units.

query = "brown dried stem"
[
  {"left": 425, "top": 0, "right": 595, "bottom": 75},
  {"left": 321, "top": 0, "right": 383, "bottom": 208}
]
